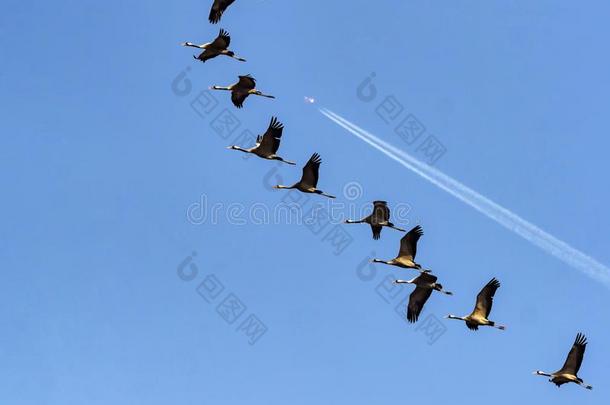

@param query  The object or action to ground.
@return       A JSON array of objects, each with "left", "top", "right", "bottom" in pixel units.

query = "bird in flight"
[
  {"left": 344, "top": 200, "right": 405, "bottom": 240},
  {"left": 534, "top": 333, "right": 593, "bottom": 390},
  {"left": 211, "top": 75, "right": 275, "bottom": 108},
  {"left": 445, "top": 278, "right": 506, "bottom": 331},
  {"left": 227, "top": 117, "right": 295, "bottom": 165},
  {"left": 394, "top": 272, "right": 452, "bottom": 323},
  {"left": 274, "top": 153, "right": 336, "bottom": 198},
  {"left": 209, "top": 0, "right": 236, "bottom": 24},
  {"left": 371, "top": 225, "right": 430, "bottom": 272},
  {"left": 182, "top": 29, "right": 246, "bottom": 63}
]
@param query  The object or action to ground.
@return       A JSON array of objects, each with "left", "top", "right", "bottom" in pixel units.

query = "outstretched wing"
[
  {"left": 407, "top": 286, "right": 433, "bottom": 323},
  {"left": 236, "top": 74, "right": 256, "bottom": 90},
  {"left": 300, "top": 153, "right": 321, "bottom": 188},
  {"left": 231, "top": 91, "right": 248, "bottom": 108},
  {"left": 371, "top": 200, "right": 390, "bottom": 223},
  {"left": 210, "top": 28, "right": 231, "bottom": 49},
  {"left": 367, "top": 201, "right": 389, "bottom": 240},
  {"left": 466, "top": 321, "right": 479, "bottom": 331},
  {"left": 371, "top": 225, "right": 382, "bottom": 240},
  {"left": 398, "top": 225, "right": 423, "bottom": 259},
  {"left": 209, "top": 0, "right": 236, "bottom": 24},
  {"left": 473, "top": 278, "right": 500, "bottom": 318},
  {"left": 416, "top": 272, "right": 438, "bottom": 284},
  {"left": 558, "top": 333, "right": 587, "bottom": 375},
  {"left": 194, "top": 48, "right": 219, "bottom": 62},
  {"left": 256, "top": 116, "right": 283, "bottom": 155}
]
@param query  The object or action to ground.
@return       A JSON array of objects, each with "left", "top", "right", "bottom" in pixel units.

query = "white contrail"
[{"left": 319, "top": 107, "right": 610, "bottom": 287}]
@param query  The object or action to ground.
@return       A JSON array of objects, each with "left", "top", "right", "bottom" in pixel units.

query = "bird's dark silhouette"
[
  {"left": 211, "top": 75, "right": 275, "bottom": 108},
  {"left": 227, "top": 117, "right": 295, "bottom": 164},
  {"left": 274, "top": 153, "right": 335, "bottom": 198},
  {"left": 345, "top": 201, "right": 406, "bottom": 240},
  {"left": 534, "top": 333, "right": 593, "bottom": 390},
  {"left": 182, "top": 29, "right": 246, "bottom": 63}
]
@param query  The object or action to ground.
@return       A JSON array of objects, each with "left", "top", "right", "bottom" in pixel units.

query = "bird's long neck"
[
  {"left": 446, "top": 315, "right": 466, "bottom": 321},
  {"left": 372, "top": 258, "right": 390, "bottom": 265},
  {"left": 273, "top": 156, "right": 296, "bottom": 165},
  {"left": 212, "top": 86, "right": 231, "bottom": 91},
  {"left": 183, "top": 42, "right": 204, "bottom": 49},
  {"left": 345, "top": 219, "right": 365, "bottom": 224},
  {"left": 535, "top": 371, "right": 552, "bottom": 378},
  {"left": 394, "top": 278, "right": 415, "bottom": 284},
  {"left": 231, "top": 146, "right": 250, "bottom": 153},
  {"left": 275, "top": 185, "right": 294, "bottom": 190},
  {"left": 250, "top": 90, "right": 274, "bottom": 98}
]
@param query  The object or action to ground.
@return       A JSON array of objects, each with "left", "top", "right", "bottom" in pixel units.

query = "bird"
[
  {"left": 227, "top": 117, "right": 295, "bottom": 164},
  {"left": 394, "top": 272, "right": 453, "bottom": 323},
  {"left": 445, "top": 278, "right": 506, "bottom": 331},
  {"left": 534, "top": 333, "right": 593, "bottom": 390},
  {"left": 273, "top": 153, "right": 336, "bottom": 198},
  {"left": 344, "top": 200, "right": 406, "bottom": 240},
  {"left": 211, "top": 75, "right": 275, "bottom": 108},
  {"left": 209, "top": 0, "right": 235, "bottom": 24},
  {"left": 371, "top": 225, "right": 431, "bottom": 272},
  {"left": 181, "top": 29, "right": 246, "bottom": 63}
]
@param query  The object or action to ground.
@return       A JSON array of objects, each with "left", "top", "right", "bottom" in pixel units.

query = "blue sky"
[{"left": 1, "top": 1, "right": 609, "bottom": 404}]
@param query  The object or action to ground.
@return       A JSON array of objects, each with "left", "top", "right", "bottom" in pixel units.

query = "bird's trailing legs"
[
  {"left": 578, "top": 381, "right": 593, "bottom": 390},
  {"left": 251, "top": 90, "right": 275, "bottom": 99},
  {"left": 489, "top": 321, "right": 506, "bottom": 330},
  {"left": 272, "top": 156, "right": 296, "bottom": 165},
  {"left": 435, "top": 286, "right": 453, "bottom": 295},
  {"left": 382, "top": 222, "right": 406, "bottom": 232},
  {"left": 228, "top": 54, "right": 246, "bottom": 62},
  {"left": 315, "top": 190, "right": 336, "bottom": 199}
]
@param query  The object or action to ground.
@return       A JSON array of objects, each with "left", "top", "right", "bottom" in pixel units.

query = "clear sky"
[{"left": 1, "top": 1, "right": 609, "bottom": 404}]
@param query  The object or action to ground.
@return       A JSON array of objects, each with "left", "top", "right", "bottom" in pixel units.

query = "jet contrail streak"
[{"left": 319, "top": 107, "right": 610, "bottom": 287}]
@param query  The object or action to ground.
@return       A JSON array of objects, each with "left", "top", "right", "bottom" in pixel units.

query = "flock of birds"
[{"left": 181, "top": 0, "right": 595, "bottom": 391}]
